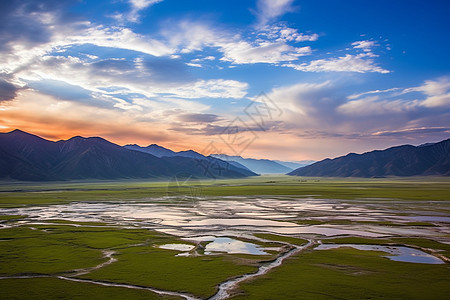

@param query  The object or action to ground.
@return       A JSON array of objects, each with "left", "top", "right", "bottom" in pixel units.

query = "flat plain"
[{"left": 1, "top": 176, "right": 449, "bottom": 299}]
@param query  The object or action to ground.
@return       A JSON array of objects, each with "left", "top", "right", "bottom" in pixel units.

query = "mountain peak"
[
  {"left": 8, "top": 129, "right": 36, "bottom": 136},
  {"left": 1, "top": 129, "right": 49, "bottom": 143},
  {"left": 146, "top": 144, "right": 167, "bottom": 149},
  {"left": 9, "top": 129, "right": 26, "bottom": 134}
]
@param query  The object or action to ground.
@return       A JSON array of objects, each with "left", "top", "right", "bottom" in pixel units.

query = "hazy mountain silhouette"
[
  {"left": 125, "top": 144, "right": 205, "bottom": 159},
  {"left": 288, "top": 138, "right": 450, "bottom": 177},
  {"left": 0, "top": 130, "right": 256, "bottom": 181},
  {"left": 211, "top": 154, "right": 296, "bottom": 174}
]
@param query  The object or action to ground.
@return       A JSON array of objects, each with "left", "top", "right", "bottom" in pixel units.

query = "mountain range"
[
  {"left": 289, "top": 138, "right": 450, "bottom": 177},
  {"left": 211, "top": 154, "right": 313, "bottom": 174},
  {"left": 1, "top": 129, "right": 448, "bottom": 181},
  {"left": 125, "top": 144, "right": 310, "bottom": 174},
  {"left": 0, "top": 130, "right": 256, "bottom": 181},
  {"left": 124, "top": 144, "right": 205, "bottom": 160}
]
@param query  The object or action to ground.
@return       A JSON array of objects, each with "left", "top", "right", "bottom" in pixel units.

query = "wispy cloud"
[
  {"left": 128, "top": 0, "right": 162, "bottom": 22},
  {"left": 162, "top": 20, "right": 315, "bottom": 65},
  {"left": 178, "top": 113, "right": 222, "bottom": 123},
  {"left": 347, "top": 88, "right": 401, "bottom": 100},
  {"left": 111, "top": 0, "right": 163, "bottom": 23},
  {"left": 220, "top": 41, "right": 311, "bottom": 64},
  {"left": 255, "top": 0, "right": 295, "bottom": 25},
  {"left": 352, "top": 40, "right": 377, "bottom": 52},
  {"left": 372, "top": 127, "right": 450, "bottom": 137},
  {"left": 264, "top": 77, "right": 450, "bottom": 143},
  {"left": 284, "top": 53, "right": 390, "bottom": 73}
]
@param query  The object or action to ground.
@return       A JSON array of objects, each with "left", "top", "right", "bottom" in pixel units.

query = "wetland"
[{"left": 0, "top": 176, "right": 449, "bottom": 299}]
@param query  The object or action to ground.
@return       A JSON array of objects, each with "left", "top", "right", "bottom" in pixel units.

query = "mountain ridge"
[
  {"left": 0, "top": 130, "right": 256, "bottom": 181},
  {"left": 289, "top": 138, "right": 450, "bottom": 177}
]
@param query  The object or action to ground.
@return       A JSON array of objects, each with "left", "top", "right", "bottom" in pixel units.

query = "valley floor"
[{"left": 0, "top": 176, "right": 449, "bottom": 299}]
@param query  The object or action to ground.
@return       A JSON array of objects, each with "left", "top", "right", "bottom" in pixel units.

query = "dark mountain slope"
[
  {"left": 124, "top": 144, "right": 176, "bottom": 158},
  {"left": 0, "top": 130, "right": 256, "bottom": 181},
  {"left": 124, "top": 144, "right": 204, "bottom": 159},
  {"left": 124, "top": 143, "right": 254, "bottom": 176},
  {"left": 289, "top": 139, "right": 450, "bottom": 177}
]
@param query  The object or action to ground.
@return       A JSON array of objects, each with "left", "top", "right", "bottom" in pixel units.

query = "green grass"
[
  {"left": 0, "top": 227, "right": 103, "bottom": 275},
  {"left": 231, "top": 246, "right": 450, "bottom": 300},
  {"left": 83, "top": 245, "right": 257, "bottom": 298},
  {"left": 1, "top": 176, "right": 449, "bottom": 208},
  {"left": 0, "top": 277, "right": 178, "bottom": 299},
  {"left": 0, "top": 214, "right": 27, "bottom": 221},
  {"left": 0, "top": 176, "right": 449, "bottom": 299},
  {"left": 0, "top": 224, "right": 261, "bottom": 298}
]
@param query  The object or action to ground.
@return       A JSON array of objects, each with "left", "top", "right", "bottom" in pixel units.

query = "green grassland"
[
  {"left": 0, "top": 176, "right": 449, "bottom": 208},
  {"left": 82, "top": 244, "right": 257, "bottom": 298},
  {"left": 0, "top": 176, "right": 449, "bottom": 299},
  {"left": 230, "top": 245, "right": 450, "bottom": 300},
  {"left": 0, "top": 277, "right": 178, "bottom": 300},
  {"left": 0, "top": 224, "right": 269, "bottom": 299}
]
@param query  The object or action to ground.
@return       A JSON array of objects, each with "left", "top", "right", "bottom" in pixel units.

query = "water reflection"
[
  {"left": 1, "top": 196, "right": 448, "bottom": 240},
  {"left": 315, "top": 244, "right": 445, "bottom": 264},
  {"left": 158, "top": 244, "right": 195, "bottom": 252},
  {"left": 203, "top": 237, "right": 269, "bottom": 255}
]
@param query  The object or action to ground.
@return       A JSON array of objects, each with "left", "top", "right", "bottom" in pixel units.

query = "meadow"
[{"left": 0, "top": 176, "right": 449, "bottom": 299}]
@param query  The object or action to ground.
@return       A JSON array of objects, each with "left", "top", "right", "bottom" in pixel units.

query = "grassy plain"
[
  {"left": 0, "top": 277, "right": 177, "bottom": 300},
  {"left": 0, "top": 175, "right": 449, "bottom": 208},
  {"left": 231, "top": 245, "right": 450, "bottom": 300},
  {"left": 0, "top": 176, "right": 449, "bottom": 299},
  {"left": 0, "top": 224, "right": 262, "bottom": 298}
]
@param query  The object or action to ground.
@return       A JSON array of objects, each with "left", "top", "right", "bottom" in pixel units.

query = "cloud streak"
[
  {"left": 284, "top": 53, "right": 390, "bottom": 73},
  {"left": 255, "top": 0, "right": 295, "bottom": 25}
]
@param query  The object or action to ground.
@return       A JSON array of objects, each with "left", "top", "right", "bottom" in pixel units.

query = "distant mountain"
[
  {"left": 124, "top": 144, "right": 205, "bottom": 160},
  {"left": 124, "top": 144, "right": 251, "bottom": 174},
  {"left": 125, "top": 144, "right": 176, "bottom": 158},
  {"left": 274, "top": 160, "right": 315, "bottom": 170},
  {"left": 211, "top": 154, "right": 296, "bottom": 174},
  {"left": 125, "top": 144, "right": 315, "bottom": 174},
  {"left": 288, "top": 138, "right": 450, "bottom": 177},
  {"left": 0, "top": 130, "right": 256, "bottom": 181}
]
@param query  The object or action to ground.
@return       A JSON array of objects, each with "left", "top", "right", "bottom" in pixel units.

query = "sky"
[{"left": 0, "top": 0, "right": 449, "bottom": 161}]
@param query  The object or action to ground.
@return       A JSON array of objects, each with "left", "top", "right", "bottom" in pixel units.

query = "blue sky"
[{"left": 0, "top": 0, "right": 449, "bottom": 160}]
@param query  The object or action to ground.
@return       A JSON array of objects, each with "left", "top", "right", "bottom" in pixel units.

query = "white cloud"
[
  {"left": 0, "top": 25, "right": 173, "bottom": 76},
  {"left": 221, "top": 41, "right": 311, "bottom": 64},
  {"left": 75, "top": 26, "right": 173, "bottom": 56},
  {"left": 352, "top": 40, "right": 377, "bottom": 52},
  {"left": 162, "top": 21, "right": 314, "bottom": 65},
  {"left": 347, "top": 88, "right": 401, "bottom": 100},
  {"left": 407, "top": 77, "right": 450, "bottom": 108},
  {"left": 170, "top": 79, "right": 248, "bottom": 99},
  {"left": 284, "top": 53, "right": 390, "bottom": 73},
  {"left": 258, "top": 24, "right": 319, "bottom": 43},
  {"left": 128, "top": 0, "right": 163, "bottom": 22},
  {"left": 371, "top": 127, "right": 450, "bottom": 137},
  {"left": 265, "top": 80, "right": 335, "bottom": 123},
  {"left": 261, "top": 77, "right": 450, "bottom": 142},
  {"left": 337, "top": 96, "right": 419, "bottom": 115},
  {"left": 256, "top": 0, "right": 295, "bottom": 25},
  {"left": 192, "top": 56, "right": 216, "bottom": 62},
  {"left": 346, "top": 77, "right": 450, "bottom": 109},
  {"left": 186, "top": 63, "right": 202, "bottom": 68},
  {"left": 421, "top": 94, "right": 450, "bottom": 108}
]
